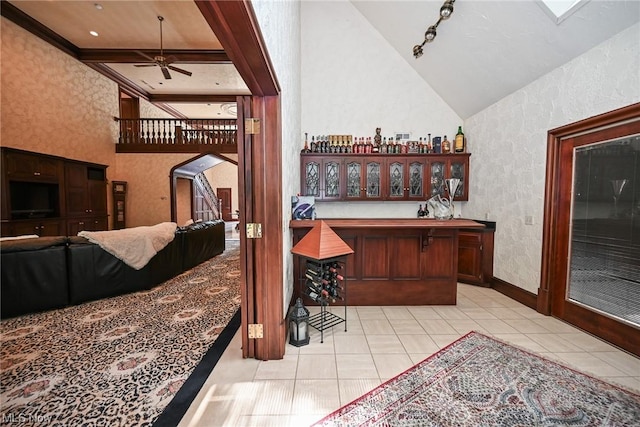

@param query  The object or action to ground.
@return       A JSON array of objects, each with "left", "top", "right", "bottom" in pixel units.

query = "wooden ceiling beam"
[
  {"left": 78, "top": 49, "right": 231, "bottom": 64},
  {"left": 149, "top": 94, "right": 239, "bottom": 103},
  {"left": 196, "top": 0, "right": 280, "bottom": 96}
]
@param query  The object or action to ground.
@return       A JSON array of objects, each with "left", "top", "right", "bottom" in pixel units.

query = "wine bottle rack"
[{"left": 299, "top": 255, "right": 347, "bottom": 343}]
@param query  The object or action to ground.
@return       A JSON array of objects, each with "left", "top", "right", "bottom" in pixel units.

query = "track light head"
[
  {"left": 440, "top": 1, "right": 454, "bottom": 19},
  {"left": 412, "top": 0, "right": 456, "bottom": 57},
  {"left": 413, "top": 44, "right": 424, "bottom": 58},
  {"left": 425, "top": 26, "right": 437, "bottom": 42}
]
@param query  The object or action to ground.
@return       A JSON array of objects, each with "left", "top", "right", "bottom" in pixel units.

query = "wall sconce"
[
  {"left": 288, "top": 297, "right": 310, "bottom": 347},
  {"left": 413, "top": 0, "right": 456, "bottom": 58}
]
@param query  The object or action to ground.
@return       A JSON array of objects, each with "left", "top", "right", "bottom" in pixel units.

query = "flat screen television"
[{"left": 10, "top": 181, "right": 60, "bottom": 219}]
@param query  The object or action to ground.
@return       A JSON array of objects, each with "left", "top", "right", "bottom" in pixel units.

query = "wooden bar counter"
[{"left": 290, "top": 219, "right": 485, "bottom": 306}]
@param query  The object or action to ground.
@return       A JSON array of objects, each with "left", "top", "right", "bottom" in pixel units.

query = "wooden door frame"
[
  {"left": 539, "top": 102, "right": 640, "bottom": 355},
  {"left": 197, "top": 1, "right": 285, "bottom": 360}
]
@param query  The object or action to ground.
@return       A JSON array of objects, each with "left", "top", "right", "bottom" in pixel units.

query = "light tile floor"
[{"left": 178, "top": 284, "right": 640, "bottom": 427}]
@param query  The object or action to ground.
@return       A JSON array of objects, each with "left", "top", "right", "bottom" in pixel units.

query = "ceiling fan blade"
[
  {"left": 134, "top": 50, "right": 156, "bottom": 62},
  {"left": 134, "top": 64, "right": 158, "bottom": 68},
  {"left": 160, "top": 66, "right": 172, "bottom": 80},
  {"left": 167, "top": 65, "right": 192, "bottom": 77}
]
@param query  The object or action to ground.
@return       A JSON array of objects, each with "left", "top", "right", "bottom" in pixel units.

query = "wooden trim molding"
[
  {"left": 197, "top": 1, "right": 285, "bottom": 360},
  {"left": 0, "top": 2, "right": 79, "bottom": 58},
  {"left": 196, "top": 0, "right": 280, "bottom": 96},
  {"left": 491, "top": 277, "right": 538, "bottom": 311}
]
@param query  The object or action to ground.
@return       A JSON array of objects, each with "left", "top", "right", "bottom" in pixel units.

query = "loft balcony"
[{"left": 115, "top": 118, "right": 237, "bottom": 153}]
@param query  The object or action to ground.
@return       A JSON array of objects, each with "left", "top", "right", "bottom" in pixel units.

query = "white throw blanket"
[{"left": 78, "top": 222, "right": 177, "bottom": 270}]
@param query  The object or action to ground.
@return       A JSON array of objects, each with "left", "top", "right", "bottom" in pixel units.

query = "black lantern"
[{"left": 288, "top": 298, "right": 310, "bottom": 347}]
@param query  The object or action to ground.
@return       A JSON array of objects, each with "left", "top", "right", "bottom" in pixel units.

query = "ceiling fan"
[{"left": 134, "top": 16, "right": 192, "bottom": 80}]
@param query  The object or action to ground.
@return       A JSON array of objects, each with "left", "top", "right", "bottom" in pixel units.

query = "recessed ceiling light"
[
  {"left": 89, "top": 31, "right": 99, "bottom": 37},
  {"left": 94, "top": 3, "right": 103, "bottom": 10}
]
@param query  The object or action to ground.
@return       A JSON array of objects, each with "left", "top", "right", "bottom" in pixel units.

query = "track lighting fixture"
[{"left": 413, "top": 0, "right": 456, "bottom": 58}]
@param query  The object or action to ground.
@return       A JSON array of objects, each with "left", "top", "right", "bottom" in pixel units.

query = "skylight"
[{"left": 538, "top": 0, "right": 590, "bottom": 24}]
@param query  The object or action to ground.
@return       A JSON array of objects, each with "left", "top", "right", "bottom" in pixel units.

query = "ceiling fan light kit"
[
  {"left": 134, "top": 15, "right": 192, "bottom": 79},
  {"left": 413, "top": 0, "right": 455, "bottom": 58}
]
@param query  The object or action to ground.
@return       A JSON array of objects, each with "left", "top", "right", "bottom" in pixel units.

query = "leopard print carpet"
[{"left": 1, "top": 241, "right": 240, "bottom": 426}]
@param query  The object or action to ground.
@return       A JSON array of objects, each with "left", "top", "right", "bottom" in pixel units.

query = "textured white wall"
[
  {"left": 464, "top": 23, "right": 640, "bottom": 294},
  {"left": 251, "top": 0, "right": 302, "bottom": 315},
  {"left": 301, "top": 0, "right": 463, "bottom": 219}
]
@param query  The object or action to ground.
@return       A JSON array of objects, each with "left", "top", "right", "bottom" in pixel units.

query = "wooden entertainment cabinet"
[{"left": 1, "top": 148, "right": 108, "bottom": 237}]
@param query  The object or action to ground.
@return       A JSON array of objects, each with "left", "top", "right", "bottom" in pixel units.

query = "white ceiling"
[
  {"left": 6, "top": 0, "right": 640, "bottom": 120},
  {"left": 352, "top": 0, "right": 640, "bottom": 118}
]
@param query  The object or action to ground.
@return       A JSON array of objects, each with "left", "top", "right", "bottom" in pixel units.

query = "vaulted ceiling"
[{"left": 3, "top": 0, "right": 639, "bottom": 120}]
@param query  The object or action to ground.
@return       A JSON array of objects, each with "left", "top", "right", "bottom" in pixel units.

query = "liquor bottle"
[
  {"left": 302, "top": 133, "right": 310, "bottom": 153},
  {"left": 442, "top": 135, "right": 450, "bottom": 154},
  {"left": 417, "top": 204, "right": 425, "bottom": 218},
  {"left": 455, "top": 126, "right": 465, "bottom": 153},
  {"left": 401, "top": 141, "right": 408, "bottom": 154},
  {"left": 310, "top": 136, "right": 317, "bottom": 153},
  {"left": 427, "top": 134, "right": 432, "bottom": 153}
]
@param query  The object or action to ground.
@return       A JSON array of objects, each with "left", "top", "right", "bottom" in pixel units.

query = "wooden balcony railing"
[{"left": 114, "top": 118, "right": 238, "bottom": 153}]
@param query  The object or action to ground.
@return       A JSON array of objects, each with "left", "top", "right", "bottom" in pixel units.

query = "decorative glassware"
[
  {"left": 427, "top": 178, "right": 460, "bottom": 220},
  {"left": 611, "top": 179, "right": 628, "bottom": 218}
]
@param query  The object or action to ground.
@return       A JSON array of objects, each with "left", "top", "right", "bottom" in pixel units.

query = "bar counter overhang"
[{"left": 290, "top": 218, "right": 485, "bottom": 306}]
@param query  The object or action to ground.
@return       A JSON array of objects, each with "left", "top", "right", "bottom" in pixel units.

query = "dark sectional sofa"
[{"left": 1, "top": 220, "right": 225, "bottom": 319}]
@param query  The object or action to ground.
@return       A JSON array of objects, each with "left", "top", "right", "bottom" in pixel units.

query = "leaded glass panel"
[
  {"left": 305, "top": 161, "right": 320, "bottom": 197},
  {"left": 347, "top": 161, "right": 362, "bottom": 198},
  {"left": 450, "top": 162, "right": 465, "bottom": 198},
  {"left": 389, "top": 162, "right": 404, "bottom": 197},
  {"left": 366, "top": 161, "right": 381, "bottom": 198},
  {"left": 324, "top": 161, "right": 340, "bottom": 198},
  {"left": 409, "top": 161, "right": 424, "bottom": 197},
  {"left": 430, "top": 161, "right": 445, "bottom": 196}
]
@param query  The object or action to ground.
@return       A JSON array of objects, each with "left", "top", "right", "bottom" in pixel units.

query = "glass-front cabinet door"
[
  {"left": 346, "top": 160, "right": 362, "bottom": 199},
  {"left": 449, "top": 158, "right": 467, "bottom": 200},
  {"left": 388, "top": 160, "right": 405, "bottom": 198},
  {"left": 323, "top": 159, "right": 341, "bottom": 200},
  {"left": 430, "top": 159, "right": 446, "bottom": 198},
  {"left": 388, "top": 158, "right": 426, "bottom": 200},
  {"left": 302, "top": 158, "right": 320, "bottom": 198},
  {"left": 346, "top": 158, "right": 383, "bottom": 200},
  {"left": 365, "top": 159, "right": 382, "bottom": 199},
  {"left": 408, "top": 160, "right": 426, "bottom": 199},
  {"left": 428, "top": 154, "right": 470, "bottom": 201}
]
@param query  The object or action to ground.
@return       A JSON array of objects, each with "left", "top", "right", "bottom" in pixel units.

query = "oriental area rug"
[
  {"left": 0, "top": 240, "right": 240, "bottom": 426},
  {"left": 313, "top": 331, "right": 640, "bottom": 427}
]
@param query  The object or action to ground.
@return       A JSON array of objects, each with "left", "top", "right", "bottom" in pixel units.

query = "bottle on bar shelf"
[
  {"left": 302, "top": 133, "right": 310, "bottom": 153},
  {"left": 455, "top": 126, "right": 465, "bottom": 153},
  {"left": 442, "top": 135, "right": 451, "bottom": 154}
]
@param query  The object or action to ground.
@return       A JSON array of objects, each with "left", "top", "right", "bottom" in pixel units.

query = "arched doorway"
[{"left": 169, "top": 153, "right": 239, "bottom": 226}]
